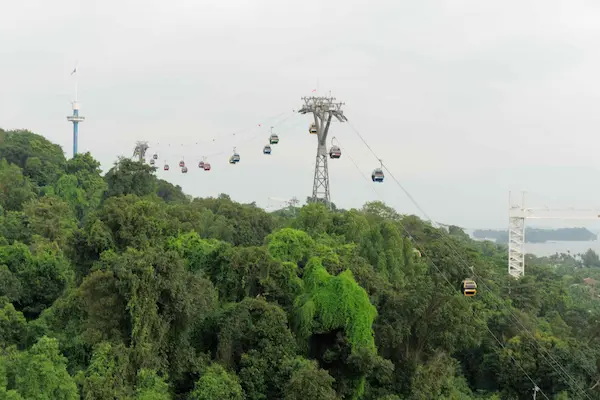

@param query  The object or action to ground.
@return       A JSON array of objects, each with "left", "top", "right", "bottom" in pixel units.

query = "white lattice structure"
[{"left": 508, "top": 191, "right": 600, "bottom": 278}]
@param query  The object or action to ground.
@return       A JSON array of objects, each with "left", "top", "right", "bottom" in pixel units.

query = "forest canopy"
[{"left": 0, "top": 128, "right": 600, "bottom": 399}]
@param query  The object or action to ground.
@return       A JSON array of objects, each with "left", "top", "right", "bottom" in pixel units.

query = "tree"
[
  {"left": 1, "top": 336, "right": 78, "bottom": 399},
  {"left": 190, "top": 364, "right": 244, "bottom": 400}
]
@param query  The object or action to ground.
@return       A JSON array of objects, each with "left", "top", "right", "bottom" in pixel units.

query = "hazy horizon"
[{"left": 3, "top": 1, "right": 600, "bottom": 229}]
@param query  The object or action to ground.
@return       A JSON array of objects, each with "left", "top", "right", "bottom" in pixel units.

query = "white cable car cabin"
[
  {"left": 181, "top": 166, "right": 188, "bottom": 173},
  {"left": 153, "top": 153, "right": 158, "bottom": 160},
  {"left": 329, "top": 146, "right": 341, "bottom": 159},
  {"left": 309, "top": 123, "right": 318, "bottom": 134},
  {"left": 203, "top": 163, "right": 211, "bottom": 171},
  {"left": 149, "top": 159, "right": 156, "bottom": 165},
  {"left": 198, "top": 161, "right": 204, "bottom": 168},
  {"left": 263, "top": 145, "right": 272, "bottom": 154},
  {"left": 461, "top": 279, "right": 477, "bottom": 297},
  {"left": 179, "top": 160, "right": 185, "bottom": 167},
  {"left": 164, "top": 164, "right": 170, "bottom": 171},
  {"left": 372, "top": 168, "right": 384, "bottom": 182},
  {"left": 269, "top": 134, "right": 279, "bottom": 144}
]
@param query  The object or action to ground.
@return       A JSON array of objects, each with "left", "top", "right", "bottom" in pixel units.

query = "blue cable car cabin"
[
  {"left": 263, "top": 145, "right": 272, "bottom": 154},
  {"left": 269, "top": 134, "right": 279, "bottom": 145},
  {"left": 461, "top": 279, "right": 477, "bottom": 297},
  {"left": 329, "top": 145, "right": 341, "bottom": 159},
  {"left": 372, "top": 168, "right": 384, "bottom": 182},
  {"left": 231, "top": 153, "right": 240, "bottom": 163}
]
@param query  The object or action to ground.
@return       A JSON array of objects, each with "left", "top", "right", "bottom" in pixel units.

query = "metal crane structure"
[
  {"left": 298, "top": 96, "right": 347, "bottom": 208},
  {"left": 508, "top": 190, "right": 600, "bottom": 278},
  {"left": 132, "top": 141, "right": 150, "bottom": 162}
]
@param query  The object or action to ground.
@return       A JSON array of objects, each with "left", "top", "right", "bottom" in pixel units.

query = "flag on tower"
[{"left": 71, "top": 67, "right": 77, "bottom": 75}]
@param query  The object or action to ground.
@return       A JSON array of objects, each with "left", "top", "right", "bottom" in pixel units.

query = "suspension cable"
[{"left": 341, "top": 123, "right": 594, "bottom": 399}]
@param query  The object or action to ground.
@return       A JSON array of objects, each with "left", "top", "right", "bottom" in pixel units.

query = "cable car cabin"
[
  {"left": 309, "top": 123, "right": 318, "bottom": 134},
  {"left": 153, "top": 153, "right": 158, "bottom": 160},
  {"left": 229, "top": 156, "right": 236, "bottom": 164},
  {"left": 203, "top": 163, "right": 211, "bottom": 171},
  {"left": 231, "top": 153, "right": 240, "bottom": 163},
  {"left": 149, "top": 159, "right": 155, "bottom": 165},
  {"left": 329, "top": 146, "right": 341, "bottom": 159},
  {"left": 181, "top": 166, "right": 188, "bottom": 174},
  {"left": 198, "top": 161, "right": 204, "bottom": 168},
  {"left": 164, "top": 164, "right": 170, "bottom": 171},
  {"left": 461, "top": 280, "right": 477, "bottom": 297},
  {"left": 263, "top": 145, "right": 272, "bottom": 154},
  {"left": 269, "top": 134, "right": 279, "bottom": 145},
  {"left": 372, "top": 168, "right": 384, "bottom": 182},
  {"left": 179, "top": 160, "right": 185, "bottom": 167}
]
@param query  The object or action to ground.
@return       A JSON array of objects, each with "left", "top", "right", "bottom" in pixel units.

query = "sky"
[{"left": 2, "top": 0, "right": 600, "bottom": 229}]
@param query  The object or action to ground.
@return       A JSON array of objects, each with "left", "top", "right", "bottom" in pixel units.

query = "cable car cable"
[
  {"left": 378, "top": 164, "right": 593, "bottom": 400},
  {"left": 345, "top": 122, "right": 593, "bottom": 399},
  {"left": 342, "top": 124, "right": 593, "bottom": 399},
  {"left": 335, "top": 138, "right": 551, "bottom": 400},
  {"left": 150, "top": 111, "right": 303, "bottom": 169},
  {"left": 150, "top": 110, "right": 294, "bottom": 155}
]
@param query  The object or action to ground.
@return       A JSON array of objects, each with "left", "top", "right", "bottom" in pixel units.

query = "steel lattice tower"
[
  {"left": 132, "top": 141, "right": 149, "bottom": 162},
  {"left": 298, "top": 96, "right": 347, "bottom": 208}
]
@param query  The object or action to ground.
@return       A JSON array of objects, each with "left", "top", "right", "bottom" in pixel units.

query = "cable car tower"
[
  {"left": 298, "top": 95, "right": 347, "bottom": 208},
  {"left": 508, "top": 191, "right": 600, "bottom": 278},
  {"left": 132, "top": 141, "right": 149, "bottom": 162}
]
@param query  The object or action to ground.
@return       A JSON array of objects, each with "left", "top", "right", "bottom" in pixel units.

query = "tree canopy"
[{"left": 0, "top": 128, "right": 599, "bottom": 399}]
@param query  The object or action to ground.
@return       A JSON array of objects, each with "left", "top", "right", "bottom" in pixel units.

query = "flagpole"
[{"left": 74, "top": 67, "right": 78, "bottom": 102}]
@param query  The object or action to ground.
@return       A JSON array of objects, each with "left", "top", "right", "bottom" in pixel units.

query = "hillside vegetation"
[{"left": 0, "top": 129, "right": 600, "bottom": 399}]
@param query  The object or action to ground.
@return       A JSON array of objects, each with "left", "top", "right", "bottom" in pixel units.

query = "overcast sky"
[{"left": 3, "top": 0, "right": 600, "bottom": 229}]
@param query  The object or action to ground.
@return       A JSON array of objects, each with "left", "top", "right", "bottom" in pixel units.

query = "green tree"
[
  {"left": 1, "top": 336, "right": 78, "bottom": 399},
  {"left": 190, "top": 364, "right": 244, "bottom": 400}
]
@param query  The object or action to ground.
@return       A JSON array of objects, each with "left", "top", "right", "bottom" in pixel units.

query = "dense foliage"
[{"left": 1, "top": 128, "right": 600, "bottom": 399}]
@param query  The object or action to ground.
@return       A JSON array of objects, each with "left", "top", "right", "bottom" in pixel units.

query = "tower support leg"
[
  {"left": 508, "top": 215, "right": 525, "bottom": 277},
  {"left": 73, "top": 122, "right": 78, "bottom": 157},
  {"left": 311, "top": 143, "right": 331, "bottom": 208}
]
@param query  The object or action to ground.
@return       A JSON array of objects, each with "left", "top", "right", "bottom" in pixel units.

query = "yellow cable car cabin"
[
  {"left": 461, "top": 279, "right": 477, "bottom": 297},
  {"left": 309, "top": 123, "right": 318, "bottom": 134}
]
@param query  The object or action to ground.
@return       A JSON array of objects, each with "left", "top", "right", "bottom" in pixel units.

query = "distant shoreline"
[{"left": 471, "top": 227, "right": 597, "bottom": 244}]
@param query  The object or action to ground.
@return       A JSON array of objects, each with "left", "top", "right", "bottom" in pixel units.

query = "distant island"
[{"left": 472, "top": 227, "right": 597, "bottom": 244}]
